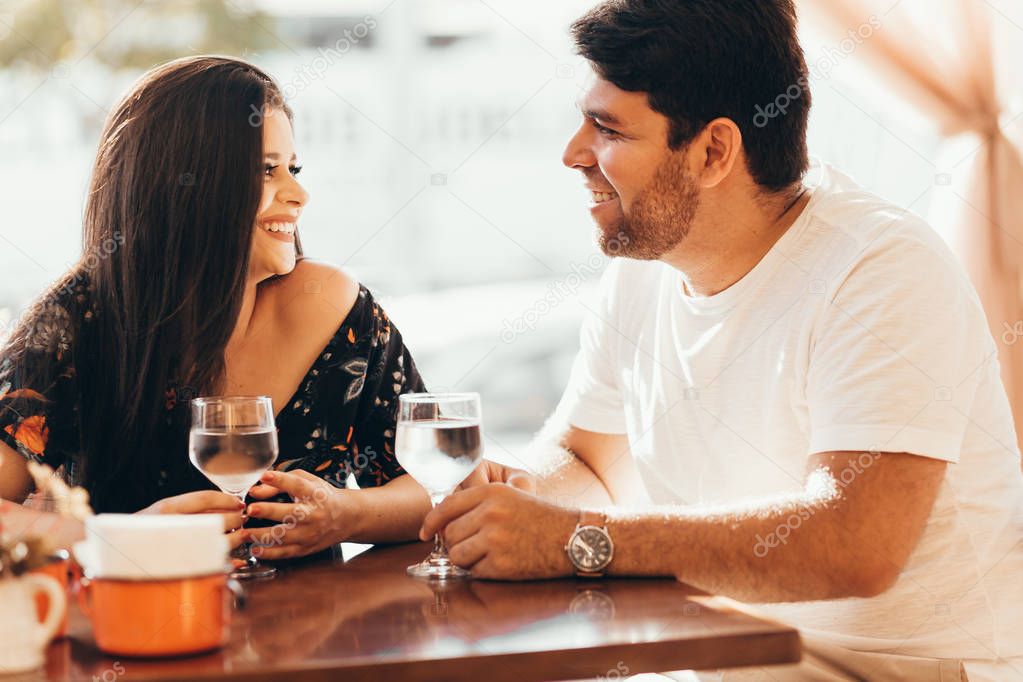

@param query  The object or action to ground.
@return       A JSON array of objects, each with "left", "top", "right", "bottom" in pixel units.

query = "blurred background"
[{"left": 1, "top": 0, "right": 1021, "bottom": 458}]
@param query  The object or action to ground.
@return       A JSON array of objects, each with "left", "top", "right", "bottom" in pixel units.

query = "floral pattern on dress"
[{"left": 0, "top": 275, "right": 88, "bottom": 478}]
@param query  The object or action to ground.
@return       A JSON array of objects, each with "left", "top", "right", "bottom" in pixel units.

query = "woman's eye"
[{"left": 264, "top": 164, "right": 302, "bottom": 178}]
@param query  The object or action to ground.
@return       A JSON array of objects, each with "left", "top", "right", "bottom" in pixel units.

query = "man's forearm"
[
  {"left": 528, "top": 441, "right": 614, "bottom": 507},
  {"left": 603, "top": 491, "right": 894, "bottom": 602}
]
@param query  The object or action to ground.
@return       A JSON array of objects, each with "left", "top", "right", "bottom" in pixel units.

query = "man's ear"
[{"left": 690, "top": 117, "right": 742, "bottom": 189}]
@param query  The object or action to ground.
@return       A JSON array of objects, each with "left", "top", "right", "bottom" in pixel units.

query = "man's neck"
[{"left": 665, "top": 187, "right": 811, "bottom": 298}]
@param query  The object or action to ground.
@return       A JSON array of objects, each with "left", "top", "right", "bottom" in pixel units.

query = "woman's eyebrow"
[{"left": 263, "top": 152, "right": 298, "bottom": 161}]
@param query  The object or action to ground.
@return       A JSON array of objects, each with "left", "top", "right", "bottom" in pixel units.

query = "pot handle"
[{"left": 24, "top": 573, "right": 65, "bottom": 646}]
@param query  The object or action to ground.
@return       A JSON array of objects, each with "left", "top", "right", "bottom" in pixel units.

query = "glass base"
[
  {"left": 406, "top": 551, "right": 471, "bottom": 580},
  {"left": 231, "top": 563, "right": 276, "bottom": 580},
  {"left": 230, "top": 553, "right": 276, "bottom": 580}
]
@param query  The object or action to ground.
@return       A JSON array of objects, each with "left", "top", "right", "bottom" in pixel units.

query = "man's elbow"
[{"left": 839, "top": 556, "right": 902, "bottom": 598}]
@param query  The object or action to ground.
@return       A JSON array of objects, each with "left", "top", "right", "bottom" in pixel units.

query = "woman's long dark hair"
[{"left": 6, "top": 56, "right": 297, "bottom": 511}]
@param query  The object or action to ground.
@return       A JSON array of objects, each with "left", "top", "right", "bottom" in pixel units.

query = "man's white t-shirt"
[{"left": 560, "top": 165, "right": 1023, "bottom": 665}]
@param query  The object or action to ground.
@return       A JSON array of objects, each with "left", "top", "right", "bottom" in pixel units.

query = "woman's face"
[{"left": 250, "top": 107, "right": 308, "bottom": 281}]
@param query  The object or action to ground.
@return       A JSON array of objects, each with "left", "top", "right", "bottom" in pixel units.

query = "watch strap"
[{"left": 578, "top": 509, "right": 606, "bottom": 529}]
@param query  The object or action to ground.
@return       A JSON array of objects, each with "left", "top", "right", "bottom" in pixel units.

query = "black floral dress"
[{"left": 0, "top": 277, "right": 425, "bottom": 513}]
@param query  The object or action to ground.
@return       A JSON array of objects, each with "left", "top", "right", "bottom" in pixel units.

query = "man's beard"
[{"left": 597, "top": 152, "right": 700, "bottom": 260}]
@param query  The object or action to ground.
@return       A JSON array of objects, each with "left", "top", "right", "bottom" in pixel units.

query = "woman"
[{"left": 0, "top": 56, "right": 431, "bottom": 559}]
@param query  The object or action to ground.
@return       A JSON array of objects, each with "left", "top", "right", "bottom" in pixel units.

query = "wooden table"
[{"left": 41, "top": 542, "right": 800, "bottom": 681}]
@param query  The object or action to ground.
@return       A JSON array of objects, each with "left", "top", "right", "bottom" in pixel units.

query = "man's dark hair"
[{"left": 572, "top": 0, "right": 811, "bottom": 192}]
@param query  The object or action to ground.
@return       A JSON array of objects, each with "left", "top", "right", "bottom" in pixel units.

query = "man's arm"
[
  {"left": 536, "top": 424, "right": 646, "bottom": 506},
  {"left": 424, "top": 449, "right": 946, "bottom": 601},
  {"left": 464, "top": 422, "right": 645, "bottom": 508},
  {"left": 605, "top": 451, "right": 946, "bottom": 600}
]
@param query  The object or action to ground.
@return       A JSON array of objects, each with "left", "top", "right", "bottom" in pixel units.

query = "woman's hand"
[
  {"left": 244, "top": 469, "right": 348, "bottom": 560},
  {"left": 137, "top": 490, "right": 248, "bottom": 550},
  {"left": 459, "top": 459, "right": 538, "bottom": 493}
]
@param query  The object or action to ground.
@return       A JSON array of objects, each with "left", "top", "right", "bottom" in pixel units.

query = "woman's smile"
[{"left": 258, "top": 218, "right": 297, "bottom": 243}]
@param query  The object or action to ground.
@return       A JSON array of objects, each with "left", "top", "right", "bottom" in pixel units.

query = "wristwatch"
[{"left": 565, "top": 510, "right": 614, "bottom": 577}]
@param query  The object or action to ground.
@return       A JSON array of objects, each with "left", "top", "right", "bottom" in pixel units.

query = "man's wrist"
[{"left": 565, "top": 509, "right": 614, "bottom": 576}]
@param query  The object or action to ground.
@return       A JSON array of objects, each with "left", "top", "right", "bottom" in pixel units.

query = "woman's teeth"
[
  {"left": 261, "top": 221, "right": 296, "bottom": 234},
  {"left": 591, "top": 190, "right": 618, "bottom": 203}
]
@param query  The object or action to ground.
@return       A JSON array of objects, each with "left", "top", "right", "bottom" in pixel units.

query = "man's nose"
[{"left": 562, "top": 123, "right": 596, "bottom": 169}]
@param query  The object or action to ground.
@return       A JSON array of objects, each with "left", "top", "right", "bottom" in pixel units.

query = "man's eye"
[{"left": 591, "top": 120, "right": 621, "bottom": 140}]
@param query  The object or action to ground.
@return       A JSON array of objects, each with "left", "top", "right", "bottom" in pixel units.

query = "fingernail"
[
  {"left": 248, "top": 505, "right": 259, "bottom": 516},
  {"left": 261, "top": 471, "right": 276, "bottom": 482}
]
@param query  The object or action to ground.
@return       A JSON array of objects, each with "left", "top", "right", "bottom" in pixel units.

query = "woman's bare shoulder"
[{"left": 269, "top": 259, "right": 361, "bottom": 334}]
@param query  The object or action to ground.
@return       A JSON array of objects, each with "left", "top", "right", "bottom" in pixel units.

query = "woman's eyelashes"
[{"left": 264, "top": 163, "right": 303, "bottom": 178}]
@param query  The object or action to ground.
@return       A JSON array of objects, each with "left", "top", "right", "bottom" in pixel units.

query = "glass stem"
[
  {"left": 430, "top": 494, "right": 448, "bottom": 560},
  {"left": 232, "top": 493, "right": 254, "bottom": 563}
]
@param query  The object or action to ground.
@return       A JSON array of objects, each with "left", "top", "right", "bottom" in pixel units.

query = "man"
[{"left": 422, "top": 1, "right": 1023, "bottom": 680}]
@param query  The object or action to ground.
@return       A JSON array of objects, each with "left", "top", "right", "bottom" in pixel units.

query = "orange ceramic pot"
[
  {"left": 78, "top": 573, "right": 231, "bottom": 657},
  {"left": 31, "top": 553, "right": 71, "bottom": 639}
]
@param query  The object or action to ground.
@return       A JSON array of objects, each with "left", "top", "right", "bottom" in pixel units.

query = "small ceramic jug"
[{"left": 0, "top": 573, "right": 66, "bottom": 674}]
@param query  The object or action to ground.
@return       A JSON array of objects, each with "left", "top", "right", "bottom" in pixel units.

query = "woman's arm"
[
  {"left": 247, "top": 469, "right": 431, "bottom": 560},
  {"left": 343, "top": 474, "right": 431, "bottom": 544},
  {"left": 1, "top": 447, "right": 83, "bottom": 550},
  {"left": 0, "top": 442, "right": 33, "bottom": 503},
  {"left": 0, "top": 499, "right": 86, "bottom": 550}
]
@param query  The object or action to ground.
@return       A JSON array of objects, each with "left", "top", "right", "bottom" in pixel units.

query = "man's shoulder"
[{"left": 807, "top": 167, "right": 963, "bottom": 288}]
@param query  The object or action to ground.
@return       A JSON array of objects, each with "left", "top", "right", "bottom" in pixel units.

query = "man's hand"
[
  {"left": 459, "top": 459, "right": 538, "bottom": 493},
  {"left": 246, "top": 469, "right": 349, "bottom": 560},
  {"left": 420, "top": 484, "right": 578, "bottom": 580}
]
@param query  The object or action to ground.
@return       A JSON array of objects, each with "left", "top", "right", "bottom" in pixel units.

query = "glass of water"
[
  {"left": 396, "top": 393, "right": 483, "bottom": 579},
  {"left": 189, "top": 396, "right": 279, "bottom": 580}
]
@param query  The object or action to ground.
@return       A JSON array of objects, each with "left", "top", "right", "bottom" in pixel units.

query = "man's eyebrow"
[{"left": 581, "top": 107, "right": 623, "bottom": 127}]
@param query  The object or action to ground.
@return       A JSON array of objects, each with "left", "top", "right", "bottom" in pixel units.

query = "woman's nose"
[{"left": 280, "top": 175, "right": 309, "bottom": 207}]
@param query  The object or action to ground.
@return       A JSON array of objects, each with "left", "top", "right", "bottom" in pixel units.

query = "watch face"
[{"left": 568, "top": 526, "right": 613, "bottom": 572}]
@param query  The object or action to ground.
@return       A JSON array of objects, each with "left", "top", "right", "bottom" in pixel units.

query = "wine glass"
[
  {"left": 189, "top": 396, "right": 279, "bottom": 580},
  {"left": 395, "top": 393, "right": 483, "bottom": 579}
]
